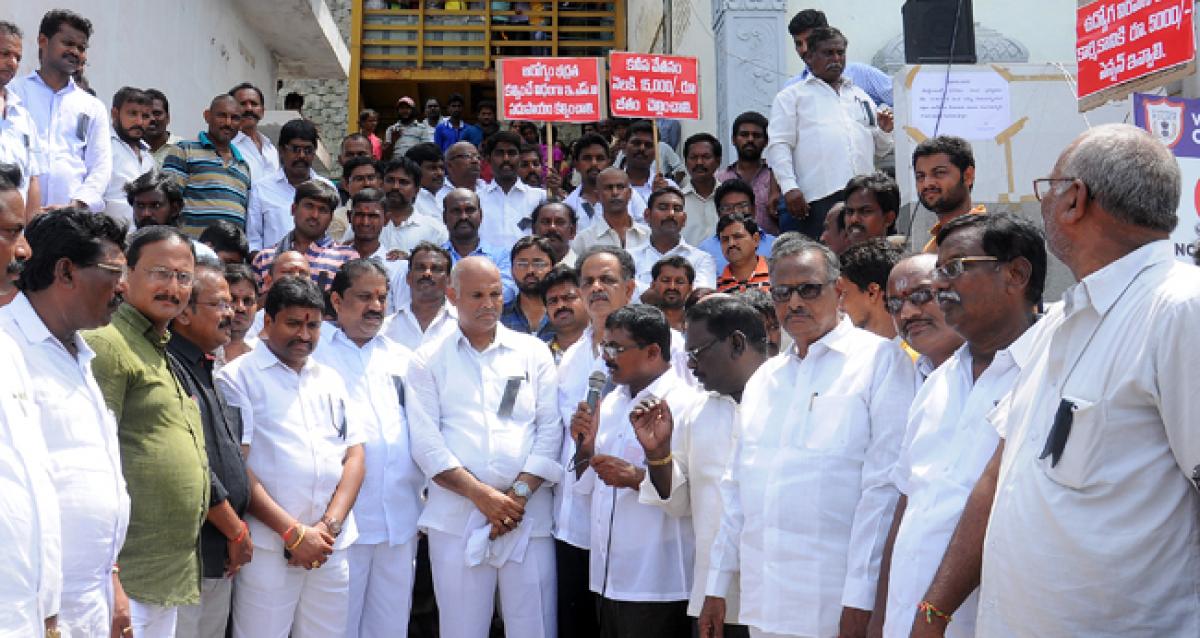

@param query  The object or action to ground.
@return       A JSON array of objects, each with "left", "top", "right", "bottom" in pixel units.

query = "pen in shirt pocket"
[{"left": 808, "top": 392, "right": 818, "bottom": 412}]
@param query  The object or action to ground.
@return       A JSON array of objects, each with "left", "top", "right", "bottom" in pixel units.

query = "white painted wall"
[{"left": 2, "top": 0, "right": 278, "bottom": 136}]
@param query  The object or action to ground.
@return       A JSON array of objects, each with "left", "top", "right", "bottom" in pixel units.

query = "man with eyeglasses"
[
  {"left": 915, "top": 125, "right": 1200, "bottom": 637},
  {"left": 246, "top": 119, "right": 337, "bottom": 251},
  {"left": 883, "top": 254, "right": 962, "bottom": 378},
  {"left": 700, "top": 180, "right": 777, "bottom": 272},
  {"left": 569, "top": 303, "right": 702, "bottom": 638},
  {"left": 85, "top": 226, "right": 209, "bottom": 637},
  {"left": 168, "top": 258, "right": 255, "bottom": 638},
  {"left": 0, "top": 208, "right": 133, "bottom": 637},
  {"left": 479, "top": 130, "right": 546, "bottom": 249},
  {"left": 639, "top": 295, "right": 770, "bottom": 638},
  {"left": 532, "top": 200, "right": 578, "bottom": 266},
  {"left": 436, "top": 141, "right": 486, "bottom": 207},
  {"left": 328, "top": 155, "right": 382, "bottom": 242},
  {"left": 502, "top": 235, "right": 556, "bottom": 341},
  {"left": 163, "top": 94, "right": 251, "bottom": 237},
  {"left": 700, "top": 233, "right": 917, "bottom": 638},
  {"left": 216, "top": 275, "right": 366, "bottom": 637},
  {"left": 838, "top": 238, "right": 903, "bottom": 340},
  {"left": 870, "top": 212, "right": 1043, "bottom": 638}
]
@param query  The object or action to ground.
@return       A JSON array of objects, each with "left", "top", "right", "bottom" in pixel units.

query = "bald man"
[
  {"left": 162, "top": 94, "right": 252, "bottom": 237},
  {"left": 571, "top": 167, "right": 651, "bottom": 255},
  {"left": 435, "top": 141, "right": 485, "bottom": 208},
  {"left": 441, "top": 187, "right": 518, "bottom": 302},
  {"left": 406, "top": 256, "right": 562, "bottom": 638},
  {"left": 886, "top": 254, "right": 962, "bottom": 376}
]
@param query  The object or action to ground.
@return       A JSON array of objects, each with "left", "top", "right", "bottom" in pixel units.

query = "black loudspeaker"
[{"left": 902, "top": 0, "right": 977, "bottom": 64}]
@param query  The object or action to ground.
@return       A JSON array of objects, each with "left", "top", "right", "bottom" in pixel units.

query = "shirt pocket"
[
  {"left": 1039, "top": 397, "right": 1103, "bottom": 490},
  {"left": 794, "top": 394, "right": 864, "bottom": 452}
]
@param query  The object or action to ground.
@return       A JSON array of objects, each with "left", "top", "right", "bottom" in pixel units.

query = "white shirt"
[
  {"left": 564, "top": 184, "right": 648, "bottom": 232},
  {"left": 632, "top": 240, "right": 717, "bottom": 290},
  {"left": 103, "top": 132, "right": 155, "bottom": 226},
  {"left": 577, "top": 368, "right": 702, "bottom": 601},
  {"left": 9, "top": 72, "right": 112, "bottom": 211},
  {"left": 0, "top": 88, "right": 43, "bottom": 204},
  {"left": 708, "top": 318, "right": 917, "bottom": 636},
  {"left": 883, "top": 335, "right": 1034, "bottom": 638},
  {"left": 231, "top": 130, "right": 280, "bottom": 183},
  {"left": 629, "top": 173, "right": 679, "bottom": 208},
  {"left": 384, "top": 300, "right": 459, "bottom": 349},
  {"left": 978, "top": 241, "right": 1200, "bottom": 637},
  {"left": 246, "top": 168, "right": 336, "bottom": 251},
  {"left": 405, "top": 325, "right": 562, "bottom": 537},
  {"left": 415, "top": 188, "right": 441, "bottom": 219},
  {"left": 313, "top": 328, "right": 424, "bottom": 546},
  {"left": 570, "top": 213, "right": 651, "bottom": 256},
  {"left": 638, "top": 393, "right": 742, "bottom": 621},
  {"left": 379, "top": 212, "right": 450, "bottom": 255},
  {"left": 216, "top": 345, "right": 364, "bottom": 552},
  {"left": 0, "top": 332, "right": 61, "bottom": 635},
  {"left": 435, "top": 178, "right": 487, "bottom": 209},
  {"left": 478, "top": 178, "right": 546, "bottom": 249},
  {"left": 0, "top": 294, "right": 128, "bottom": 608},
  {"left": 680, "top": 179, "right": 721, "bottom": 247},
  {"left": 765, "top": 75, "right": 892, "bottom": 202}
]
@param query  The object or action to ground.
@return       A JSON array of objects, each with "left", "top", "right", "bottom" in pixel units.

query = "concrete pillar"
[{"left": 712, "top": 0, "right": 789, "bottom": 144}]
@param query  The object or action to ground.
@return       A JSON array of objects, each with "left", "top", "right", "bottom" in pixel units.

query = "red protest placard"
[
  {"left": 609, "top": 52, "right": 700, "bottom": 120},
  {"left": 1076, "top": 0, "right": 1195, "bottom": 109},
  {"left": 496, "top": 57, "right": 605, "bottom": 123}
]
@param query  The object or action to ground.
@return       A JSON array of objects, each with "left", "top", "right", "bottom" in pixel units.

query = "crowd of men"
[{"left": 2, "top": 6, "right": 1199, "bottom": 638}]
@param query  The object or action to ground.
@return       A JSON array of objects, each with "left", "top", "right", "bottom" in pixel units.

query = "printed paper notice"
[{"left": 910, "top": 70, "right": 1011, "bottom": 139}]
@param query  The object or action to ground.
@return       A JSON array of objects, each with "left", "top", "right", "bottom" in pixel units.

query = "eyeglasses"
[
  {"left": 141, "top": 266, "right": 194, "bottom": 287},
  {"left": 513, "top": 258, "right": 551, "bottom": 270},
  {"left": 770, "top": 281, "right": 829, "bottom": 302},
  {"left": 933, "top": 256, "right": 1001, "bottom": 281},
  {"left": 92, "top": 262, "right": 128, "bottom": 279},
  {"left": 194, "top": 299, "right": 233, "bottom": 312},
  {"left": 600, "top": 340, "right": 644, "bottom": 359},
  {"left": 685, "top": 335, "right": 726, "bottom": 364},
  {"left": 285, "top": 144, "right": 316, "bottom": 157},
  {"left": 1032, "top": 177, "right": 1076, "bottom": 201},
  {"left": 884, "top": 286, "right": 936, "bottom": 315},
  {"left": 0, "top": 223, "right": 24, "bottom": 242},
  {"left": 717, "top": 201, "right": 753, "bottom": 215}
]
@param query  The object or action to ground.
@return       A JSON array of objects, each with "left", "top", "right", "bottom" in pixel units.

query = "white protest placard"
[{"left": 910, "top": 69, "right": 1012, "bottom": 139}]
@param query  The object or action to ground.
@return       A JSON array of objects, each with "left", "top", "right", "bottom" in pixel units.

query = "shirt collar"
[
  {"left": 115, "top": 302, "right": 172, "bottom": 350},
  {"left": 791, "top": 314, "right": 856, "bottom": 359},
  {"left": 111, "top": 129, "right": 151, "bottom": 151},
  {"left": 198, "top": 131, "right": 246, "bottom": 162},
  {"left": 622, "top": 366, "right": 681, "bottom": 403},
  {"left": 455, "top": 322, "right": 520, "bottom": 353},
  {"left": 681, "top": 179, "right": 720, "bottom": 199},
  {"left": 250, "top": 337, "right": 315, "bottom": 373},
  {"left": 27, "top": 70, "right": 77, "bottom": 95},
  {"left": 6, "top": 292, "right": 95, "bottom": 363},
  {"left": 167, "top": 332, "right": 208, "bottom": 367},
  {"left": 1065, "top": 239, "right": 1173, "bottom": 317}
]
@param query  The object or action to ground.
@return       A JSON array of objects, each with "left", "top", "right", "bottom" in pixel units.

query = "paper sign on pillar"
[{"left": 1133, "top": 92, "right": 1200, "bottom": 263}]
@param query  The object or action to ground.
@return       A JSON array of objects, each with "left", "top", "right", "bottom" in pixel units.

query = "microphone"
[{"left": 578, "top": 371, "right": 608, "bottom": 449}]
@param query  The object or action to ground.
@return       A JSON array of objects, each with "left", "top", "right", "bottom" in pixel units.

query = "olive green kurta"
[{"left": 85, "top": 303, "right": 209, "bottom": 606}]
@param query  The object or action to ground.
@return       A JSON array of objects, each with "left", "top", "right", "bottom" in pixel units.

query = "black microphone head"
[{"left": 587, "top": 370, "right": 607, "bottom": 391}]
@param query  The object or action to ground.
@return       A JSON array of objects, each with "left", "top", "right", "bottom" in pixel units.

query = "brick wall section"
[{"left": 278, "top": 0, "right": 352, "bottom": 177}]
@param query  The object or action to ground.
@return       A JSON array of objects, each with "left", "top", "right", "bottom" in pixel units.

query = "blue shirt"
[
  {"left": 699, "top": 231, "right": 777, "bottom": 272},
  {"left": 500, "top": 298, "right": 555, "bottom": 342},
  {"left": 785, "top": 62, "right": 893, "bottom": 107},
  {"left": 434, "top": 121, "right": 484, "bottom": 152},
  {"left": 442, "top": 240, "right": 518, "bottom": 303}
]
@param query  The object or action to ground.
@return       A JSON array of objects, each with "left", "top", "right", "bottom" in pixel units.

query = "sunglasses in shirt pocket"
[{"left": 1039, "top": 396, "right": 1103, "bottom": 490}]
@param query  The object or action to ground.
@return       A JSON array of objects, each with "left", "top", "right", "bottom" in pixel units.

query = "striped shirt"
[
  {"left": 250, "top": 234, "right": 358, "bottom": 291},
  {"left": 716, "top": 255, "right": 771, "bottom": 293},
  {"left": 162, "top": 132, "right": 252, "bottom": 237}
]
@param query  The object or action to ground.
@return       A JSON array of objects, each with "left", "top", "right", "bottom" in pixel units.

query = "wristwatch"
[
  {"left": 511, "top": 480, "right": 532, "bottom": 499},
  {"left": 322, "top": 516, "right": 343, "bottom": 538}
]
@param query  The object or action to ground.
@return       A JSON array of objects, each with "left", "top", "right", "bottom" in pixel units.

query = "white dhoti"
[
  {"left": 128, "top": 598, "right": 178, "bottom": 638},
  {"left": 231, "top": 548, "right": 350, "bottom": 638},
  {"left": 427, "top": 529, "right": 557, "bottom": 638},
  {"left": 345, "top": 540, "right": 418, "bottom": 638},
  {"left": 58, "top": 586, "right": 112, "bottom": 638}
]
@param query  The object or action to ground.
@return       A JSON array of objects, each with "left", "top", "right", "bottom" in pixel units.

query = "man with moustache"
[
  {"left": 216, "top": 276, "right": 366, "bottom": 637},
  {"left": 842, "top": 173, "right": 900, "bottom": 247},
  {"left": 86, "top": 226, "right": 210, "bottom": 637},
  {"left": 11, "top": 10, "right": 111, "bottom": 213},
  {"left": 541, "top": 264, "right": 589, "bottom": 364},
  {"left": 532, "top": 200, "right": 578, "bottom": 266},
  {"left": 102, "top": 87, "right": 155, "bottom": 225},
  {"left": 0, "top": 167, "right": 31, "bottom": 306},
  {"left": 378, "top": 157, "right": 447, "bottom": 257},
  {"left": 571, "top": 167, "right": 651, "bottom": 254},
  {"left": 250, "top": 180, "right": 357, "bottom": 291},
  {"left": 385, "top": 242, "right": 458, "bottom": 349},
  {"left": 126, "top": 170, "right": 221, "bottom": 262},
  {"left": 766, "top": 27, "right": 893, "bottom": 239},
  {"left": 871, "top": 213, "right": 1043, "bottom": 638},
  {"left": 328, "top": 155, "right": 381, "bottom": 241},
  {"left": 247, "top": 118, "right": 337, "bottom": 251},
  {"left": 700, "top": 180, "right": 776, "bottom": 272},
  {"left": 433, "top": 93, "right": 483, "bottom": 152},
  {"left": 405, "top": 142, "right": 446, "bottom": 219},
  {"left": 230, "top": 82, "right": 279, "bottom": 183},
  {"left": 715, "top": 214, "right": 769, "bottom": 294},
  {"left": 564, "top": 134, "right": 648, "bottom": 232},
  {"left": 169, "top": 259, "right": 255, "bottom": 638},
  {"left": 820, "top": 203, "right": 849, "bottom": 256},
  {"left": 622, "top": 121, "right": 680, "bottom": 203},
  {"left": 716, "top": 112, "right": 780, "bottom": 235},
  {"left": 632, "top": 187, "right": 716, "bottom": 290},
  {"left": 569, "top": 304, "right": 702, "bottom": 637},
  {"left": 0, "top": 22, "right": 44, "bottom": 220},
  {"left": 223, "top": 263, "right": 260, "bottom": 362},
  {"left": 383, "top": 96, "right": 433, "bottom": 161},
  {"left": 680, "top": 133, "right": 723, "bottom": 247},
  {"left": 838, "top": 238, "right": 903, "bottom": 340},
  {"left": 334, "top": 134, "right": 375, "bottom": 206},
  {"left": 519, "top": 144, "right": 549, "bottom": 191},
  {"left": 144, "top": 88, "right": 180, "bottom": 167},
  {"left": 162, "top": 94, "right": 251, "bottom": 236},
  {"left": 646, "top": 256, "right": 694, "bottom": 332},
  {"left": 699, "top": 234, "right": 917, "bottom": 638},
  {"left": 642, "top": 295, "right": 771, "bottom": 638},
  {"left": 346, "top": 189, "right": 403, "bottom": 280},
  {"left": 405, "top": 257, "right": 562, "bottom": 638},
  {"left": 423, "top": 97, "right": 443, "bottom": 129},
  {"left": 315, "top": 259, "right": 425, "bottom": 638},
  {"left": 479, "top": 131, "right": 546, "bottom": 248},
  {"left": 502, "top": 235, "right": 556, "bottom": 341},
  {"left": 0, "top": 208, "right": 132, "bottom": 637},
  {"left": 437, "top": 141, "right": 486, "bottom": 207},
  {"left": 884, "top": 253, "right": 963, "bottom": 377},
  {"left": 913, "top": 124, "right": 1200, "bottom": 637},
  {"left": 441, "top": 187, "right": 516, "bottom": 301},
  {"left": 912, "top": 136, "right": 982, "bottom": 253}
]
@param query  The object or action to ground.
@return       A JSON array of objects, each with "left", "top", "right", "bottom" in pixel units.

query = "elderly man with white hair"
[
  {"left": 910, "top": 123, "right": 1200, "bottom": 637},
  {"left": 405, "top": 256, "right": 563, "bottom": 638}
]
